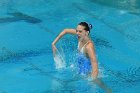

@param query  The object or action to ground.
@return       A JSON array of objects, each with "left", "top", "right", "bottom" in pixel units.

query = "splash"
[{"left": 53, "top": 48, "right": 66, "bottom": 69}]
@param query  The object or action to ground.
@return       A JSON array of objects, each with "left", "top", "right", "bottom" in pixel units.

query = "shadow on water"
[
  {"left": 0, "top": 47, "right": 52, "bottom": 62},
  {"left": 1, "top": 11, "right": 56, "bottom": 35},
  {"left": 0, "top": 47, "right": 68, "bottom": 85},
  {"left": 0, "top": 47, "right": 82, "bottom": 88},
  {"left": 91, "top": 36, "right": 112, "bottom": 48},
  {"left": 0, "top": 12, "right": 42, "bottom": 24},
  {"left": 102, "top": 63, "right": 140, "bottom": 87}
]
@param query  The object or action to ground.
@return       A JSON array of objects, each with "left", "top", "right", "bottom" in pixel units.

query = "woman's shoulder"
[{"left": 86, "top": 40, "right": 94, "bottom": 49}]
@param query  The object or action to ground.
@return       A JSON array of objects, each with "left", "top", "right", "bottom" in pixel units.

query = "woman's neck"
[{"left": 81, "top": 36, "right": 90, "bottom": 44}]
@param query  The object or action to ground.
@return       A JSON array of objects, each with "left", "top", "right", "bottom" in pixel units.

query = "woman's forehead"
[{"left": 76, "top": 25, "right": 85, "bottom": 30}]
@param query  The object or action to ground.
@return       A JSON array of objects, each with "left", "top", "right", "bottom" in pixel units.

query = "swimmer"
[
  {"left": 52, "top": 22, "right": 112, "bottom": 93},
  {"left": 52, "top": 22, "right": 98, "bottom": 78}
]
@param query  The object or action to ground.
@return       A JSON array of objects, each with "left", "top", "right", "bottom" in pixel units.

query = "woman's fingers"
[{"left": 52, "top": 45, "right": 57, "bottom": 57}]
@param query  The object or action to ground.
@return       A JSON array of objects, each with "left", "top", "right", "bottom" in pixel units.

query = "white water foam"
[{"left": 53, "top": 48, "right": 66, "bottom": 69}]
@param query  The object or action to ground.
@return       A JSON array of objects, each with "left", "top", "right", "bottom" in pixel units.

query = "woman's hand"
[
  {"left": 52, "top": 43, "right": 57, "bottom": 57},
  {"left": 91, "top": 70, "right": 98, "bottom": 80}
]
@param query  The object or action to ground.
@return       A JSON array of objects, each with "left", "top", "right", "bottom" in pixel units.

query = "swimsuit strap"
[
  {"left": 79, "top": 40, "right": 90, "bottom": 53},
  {"left": 78, "top": 42, "right": 80, "bottom": 49},
  {"left": 81, "top": 41, "right": 89, "bottom": 49}
]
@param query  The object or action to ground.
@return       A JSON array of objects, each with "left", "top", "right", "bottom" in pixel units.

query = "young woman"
[
  {"left": 52, "top": 22, "right": 112, "bottom": 93},
  {"left": 52, "top": 22, "right": 98, "bottom": 79}
]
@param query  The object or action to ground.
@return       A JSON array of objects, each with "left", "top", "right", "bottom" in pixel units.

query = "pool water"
[{"left": 0, "top": 0, "right": 140, "bottom": 93}]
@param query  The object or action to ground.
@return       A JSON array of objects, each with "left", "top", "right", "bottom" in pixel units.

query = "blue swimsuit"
[{"left": 77, "top": 41, "right": 92, "bottom": 75}]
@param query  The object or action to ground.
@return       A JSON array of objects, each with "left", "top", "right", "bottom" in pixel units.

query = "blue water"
[{"left": 0, "top": 0, "right": 140, "bottom": 93}]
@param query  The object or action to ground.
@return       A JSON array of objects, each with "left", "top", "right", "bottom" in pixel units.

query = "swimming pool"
[{"left": 0, "top": 0, "right": 140, "bottom": 93}]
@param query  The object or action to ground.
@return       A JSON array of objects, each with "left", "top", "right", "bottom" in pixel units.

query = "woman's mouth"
[{"left": 78, "top": 35, "right": 80, "bottom": 39}]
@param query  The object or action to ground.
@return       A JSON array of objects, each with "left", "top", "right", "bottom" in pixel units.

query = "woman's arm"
[
  {"left": 52, "top": 29, "right": 76, "bottom": 45},
  {"left": 86, "top": 43, "right": 112, "bottom": 93},
  {"left": 52, "top": 29, "right": 76, "bottom": 55},
  {"left": 86, "top": 42, "right": 98, "bottom": 79}
]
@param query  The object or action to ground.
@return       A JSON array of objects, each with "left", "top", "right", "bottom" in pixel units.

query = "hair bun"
[{"left": 89, "top": 24, "right": 92, "bottom": 29}]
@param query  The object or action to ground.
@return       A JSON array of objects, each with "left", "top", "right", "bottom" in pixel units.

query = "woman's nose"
[{"left": 76, "top": 32, "right": 80, "bottom": 35}]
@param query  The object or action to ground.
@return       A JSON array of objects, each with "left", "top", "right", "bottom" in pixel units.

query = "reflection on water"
[{"left": 91, "top": 0, "right": 140, "bottom": 14}]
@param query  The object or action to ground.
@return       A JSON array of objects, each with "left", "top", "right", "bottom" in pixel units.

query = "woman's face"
[{"left": 76, "top": 25, "right": 88, "bottom": 41}]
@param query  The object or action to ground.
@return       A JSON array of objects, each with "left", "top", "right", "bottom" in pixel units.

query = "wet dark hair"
[{"left": 78, "top": 22, "right": 92, "bottom": 33}]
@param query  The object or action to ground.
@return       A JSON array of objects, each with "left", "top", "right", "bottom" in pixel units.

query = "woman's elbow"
[{"left": 63, "top": 29, "right": 69, "bottom": 34}]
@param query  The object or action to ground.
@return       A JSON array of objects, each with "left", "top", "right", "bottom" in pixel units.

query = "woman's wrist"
[
  {"left": 92, "top": 70, "right": 98, "bottom": 78},
  {"left": 52, "top": 42, "right": 56, "bottom": 46}
]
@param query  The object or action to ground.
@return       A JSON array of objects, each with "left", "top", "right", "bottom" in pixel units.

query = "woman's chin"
[{"left": 78, "top": 38, "right": 82, "bottom": 42}]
